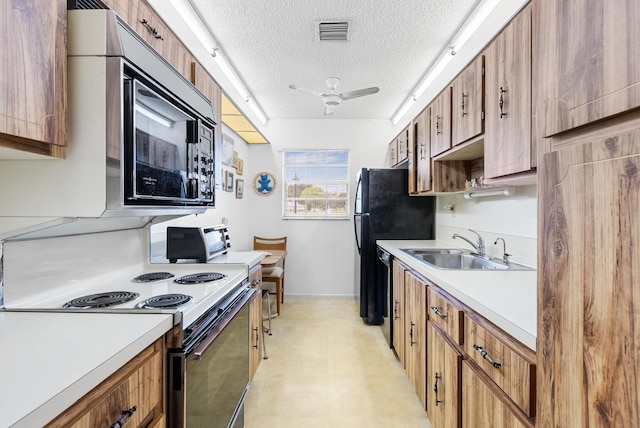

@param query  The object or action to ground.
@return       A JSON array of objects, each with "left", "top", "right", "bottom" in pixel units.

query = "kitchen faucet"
[
  {"left": 452, "top": 229, "right": 485, "bottom": 256},
  {"left": 494, "top": 237, "right": 511, "bottom": 264}
]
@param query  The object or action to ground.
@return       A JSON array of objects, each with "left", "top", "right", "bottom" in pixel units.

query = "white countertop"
[
  {"left": 377, "top": 240, "right": 537, "bottom": 350},
  {"left": 0, "top": 311, "right": 174, "bottom": 427},
  {"left": 149, "top": 250, "right": 265, "bottom": 267}
]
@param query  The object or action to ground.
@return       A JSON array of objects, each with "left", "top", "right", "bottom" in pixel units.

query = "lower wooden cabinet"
[
  {"left": 462, "top": 362, "right": 531, "bottom": 428},
  {"left": 46, "top": 338, "right": 165, "bottom": 428},
  {"left": 405, "top": 271, "right": 427, "bottom": 409},
  {"left": 427, "top": 322, "right": 462, "bottom": 428},
  {"left": 391, "top": 259, "right": 406, "bottom": 367},
  {"left": 249, "top": 264, "right": 263, "bottom": 381}
]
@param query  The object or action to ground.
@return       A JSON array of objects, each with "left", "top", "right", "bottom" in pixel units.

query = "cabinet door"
[
  {"left": 535, "top": 0, "right": 640, "bottom": 136},
  {"left": 431, "top": 87, "right": 452, "bottom": 157},
  {"left": 539, "top": 114, "right": 640, "bottom": 427},
  {"left": 392, "top": 259, "right": 406, "bottom": 366},
  {"left": 192, "top": 62, "right": 223, "bottom": 150},
  {"left": 427, "top": 322, "right": 461, "bottom": 428},
  {"left": 249, "top": 288, "right": 262, "bottom": 381},
  {"left": 451, "top": 56, "right": 484, "bottom": 146},
  {"left": 484, "top": 5, "right": 532, "bottom": 178},
  {"left": 462, "top": 362, "right": 529, "bottom": 428},
  {"left": 389, "top": 138, "right": 398, "bottom": 166},
  {"left": 397, "top": 127, "right": 409, "bottom": 163},
  {"left": 405, "top": 271, "right": 427, "bottom": 409},
  {"left": 417, "top": 108, "right": 432, "bottom": 193},
  {"left": 0, "top": 0, "right": 67, "bottom": 157}
]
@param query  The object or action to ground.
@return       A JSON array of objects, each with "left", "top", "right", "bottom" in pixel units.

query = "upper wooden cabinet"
[
  {"left": 416, "top": 107, "right": 432, "bottom": 193},
  {"left": 484, "top": 5, "right": 532, "bottom": 178},
  {"left": 102, "top": 0, "right": 194, "bottom": 81},
  {"left": 535, "top": 0, "right": 640, "bottom": 137},
  {"left": 0, "top": 0, "right": 67, "bottom": 158},
  {"left": 451, "top": 55, "right": 484, "bottom": 146},
  {"left": 430, "top": 87, "right": 452, "bottom": 157},
  {"left": 191, "top": 62, "right": 222, "bottom": 151}
]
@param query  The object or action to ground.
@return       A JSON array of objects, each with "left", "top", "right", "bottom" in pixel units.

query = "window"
[{"left": 283, "top": 150, "right": 350, "bottom": 219}]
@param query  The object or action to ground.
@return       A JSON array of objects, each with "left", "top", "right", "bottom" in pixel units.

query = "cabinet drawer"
[
  {"left": 427, "top": 287, "right": 463, "bottom": 345},
  {"left": 464, "top": 315, "right": 536, "bottom": 417},
  {"left": 47, "top": 339, "right": 164, "bottom": 428}
]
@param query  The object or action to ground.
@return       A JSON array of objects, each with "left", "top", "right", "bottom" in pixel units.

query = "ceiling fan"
[{"left": 289, "top": 77, "right": 379, "bottom": 116}]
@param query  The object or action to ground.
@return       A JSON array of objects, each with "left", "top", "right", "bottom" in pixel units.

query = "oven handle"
[{"left": 191, "top": 288, "right": 259, "bottom": 360}]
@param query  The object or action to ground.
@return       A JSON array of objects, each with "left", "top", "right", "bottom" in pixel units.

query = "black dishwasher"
[{"left": 376, "top": 246, "right": 393, "bottom": 348}]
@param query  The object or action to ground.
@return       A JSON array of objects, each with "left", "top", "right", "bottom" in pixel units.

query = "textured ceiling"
[
  {"left": 149, "top": 0, "right": 526, "bottom": 126},
  {"left": 180, "top": 0, "right": 476, "bottom": 120}
]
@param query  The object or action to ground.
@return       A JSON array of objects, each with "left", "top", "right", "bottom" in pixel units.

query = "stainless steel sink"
[{"left": 400, "top": 248, "right": 534, "bottom": 271}]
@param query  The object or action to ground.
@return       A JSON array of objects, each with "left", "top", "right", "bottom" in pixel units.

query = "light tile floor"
[{"left": 244, "top": 299, "right": 433, "bottom": 428}]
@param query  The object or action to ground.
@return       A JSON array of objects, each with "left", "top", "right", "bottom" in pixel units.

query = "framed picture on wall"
[
  {"left": 232, "top": 151, "right": 239, "bottom": 168},
  {"left": 225, "top": 171, "right": 234, "bottom": 192},
  {"left": 221, "top": 135, "right": 234, "bottom": 166},
  {"left": 236, "top": 158, "right": 244, "bottom": 175},
  {"left": 236, "top": 179, "right": 244, "bottom": 199}
]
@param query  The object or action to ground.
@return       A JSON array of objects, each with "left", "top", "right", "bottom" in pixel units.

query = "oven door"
[{"left": 169, "top": 288, "right": 256, "bottom": 428}]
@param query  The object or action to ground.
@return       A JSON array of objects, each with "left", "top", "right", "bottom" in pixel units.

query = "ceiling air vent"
[{"left": 316, "top": 20, "right": 351, "bottom": 41}]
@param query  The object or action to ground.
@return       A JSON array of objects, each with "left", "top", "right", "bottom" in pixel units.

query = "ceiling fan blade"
[
  {"left": 289, "top": 84, "right": 324, "bottom": 97},
  {"left": 324, "top": 104, "right": 335, "bottom": 116},
  {"left": 340, "top": 87, "right": 380, "bottom": 101}
]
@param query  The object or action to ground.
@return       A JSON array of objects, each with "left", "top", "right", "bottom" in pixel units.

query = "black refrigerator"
[{"left": 354, "top": 168, "right": 435, "bottom": 326}]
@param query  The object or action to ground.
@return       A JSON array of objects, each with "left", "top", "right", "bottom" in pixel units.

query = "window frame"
[{"left": 281, "top": 149, "right": 350, "bottom": 220}]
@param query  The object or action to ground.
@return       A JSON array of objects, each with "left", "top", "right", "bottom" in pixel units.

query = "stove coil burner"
[
  {"left": 174, "top": 272, "right": 226, "bottom": 284},
  {"left": 136, "top": 294, "right": 193, "bottom": 309},
  {"left": 132, "top": 272, "right": 175, "bottom": 282},
  {"left": 63, "top": 291, "right": 140, "bottom": 309}
]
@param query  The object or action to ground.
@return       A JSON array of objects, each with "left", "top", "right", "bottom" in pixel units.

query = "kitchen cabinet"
[
  {"left": 0, "top": 0, "right": 67, "bottom": 158},
  {"left": 428, "top": 287, "right": 464, "bottom": 345},
  {"left": 535, "top": 0, "right": 640, "bottom": 137},
  {"left": 462, "top": 362, "right": 530, "bottom": 428},
  {"left": 389, "top": 126, "right": 409, "bottom": 168},
  {"left": 484, "top": 5, "right": 532, "bottom": 179},
  {"left": 464, "top": 313, "right": 536, "bottom": 419},
  {"left": 249, "top": 264, "right": 263, "bottom": 381},
  {"left": 426, "top": 321, "right": 462, "bottom": 428},
  {"left": 430, "top": 87, "right": 453, "bottom": 157},
  {"left": 415, "top": 107, "right": 432, "bottom": 193},
  {"left": 451, "top": 56, "right": 484, "bottom": 147},
  {"left": 537, "top": 111, "right": 640, "bottom": 427},
  {"left": 46, "top": 338, "right": 165, "bottom": 428},
  {"left": 102, "top": 0, "right": 194, "bottom": 81},
  {"left": 405, "top": 270, "right": 428, "bottom": 409},
  {"left": 392, "top": 258, "right": 407, "bottom": 367},
  {"left": 389, "top": 138, "right": 398, "bottom": 166},
  {"left": 191, "top": 61, "right": 223, "bottom": 155}
]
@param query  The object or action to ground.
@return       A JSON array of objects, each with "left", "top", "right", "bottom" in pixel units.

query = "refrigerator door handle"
[{"left": 353, "top": 212, "right": 369, "bottom": 254}]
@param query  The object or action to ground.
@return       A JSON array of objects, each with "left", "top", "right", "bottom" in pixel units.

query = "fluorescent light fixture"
[
  {"left": 169, "top": 0, "right": 269, "bottom": 125},
  {"left": 450, "top": 0, "right": 501, "bottom": 54},
  {"left": 135, "top": 105, "right": 173, "bottom": 127},
  {"left": 463, "top": 187, "right": 515, "bottom": 199}
]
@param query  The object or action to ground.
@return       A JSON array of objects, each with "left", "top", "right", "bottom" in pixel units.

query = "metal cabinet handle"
[
  {"left": 251, "top": 278, "right": 261, "bottom": 287},
  {"left": 394, "top": 299, "right": 400, "bottom": 320},
  {"left": 431, "top": 306, "right": 447, "bottom": 319},
  {"left": 253, "top": 327, "right": 260, "bottom": 349},
  {"left": 409, "top": 321, "right": 416, "bottom": 346},
  {"left": 499, "top": 87, "right": 507, "bottom": 118},
  {"left": 140, "top": 19, "right": 164, "bottom": 40},
  {"left": 434, "top": 373, "right": 442, "bottom": 406},
  {"left": 436, "top": 115, "right": 441, "bottom": 135},
  {"left": 110, "top": 406, "right": 137, "bottom": 428},
  {"left": 419, "top": 142, "right": 426, "bottom": 160},
  {"left": 473, "top": 344, "right": 501, "bottom": 368},
  {"left": 461, "top": 92, "right": 468, "bottom": 117}
]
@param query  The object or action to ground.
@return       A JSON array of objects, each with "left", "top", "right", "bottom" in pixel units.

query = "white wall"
[{"left": 245, "top": 118, "right": 394, "bottom": 298}]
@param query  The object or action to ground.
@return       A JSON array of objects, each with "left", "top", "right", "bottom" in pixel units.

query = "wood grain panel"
[
  {"left": 405, "top": 270, "right": 427, "bottom": 409},
  {"left": 392, "top": 258, "right": 406, "bottom": 367},
  {"left": 534, "top": 0, "right": 640, "bottom": 136},
  {"left": 431, "top": 87, "right": 453, "bottom": 157},
  {"left": 539, "top": 113, "right": 640, "bottom": 427},
  {"left": 462, "top": 361, "right": 532, "bottom": 428},
  {"left": 46, "top": 339, "right": 164, "bottom": 428},
  {"left": 451, "top": 56, "right": 484, "bottom": 146},
  {"left": 0, "top": 0, "right": 67, "bottom": 157},
  {"left": 427, "top": 287, "right": 464, "bottom": 345},
  {"left": 464, "top": 314, "right": 536, "bottom": 417},
  {"left": 484, "top": 5, "right": 532, "bottom": 178},
  {"left": 427, "top": 322, "right": 462, "bottom": 428},
  {"left": 417, "top": 107, "right": 432, "bottom": 193}
]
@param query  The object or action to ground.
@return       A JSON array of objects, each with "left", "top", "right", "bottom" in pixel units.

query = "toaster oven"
[{"left": 166, "top": 225, "right": 230, "bottom": 263}]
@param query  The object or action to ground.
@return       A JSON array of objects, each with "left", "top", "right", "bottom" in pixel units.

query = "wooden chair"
[{"left": 253, "top": 236, "right": 287, "bottom": 315}]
